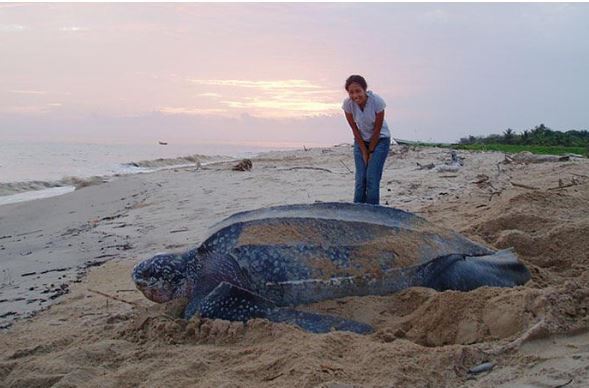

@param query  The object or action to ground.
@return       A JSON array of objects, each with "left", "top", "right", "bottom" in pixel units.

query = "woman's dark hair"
[{"left": 345, "top": 75, "right": 367, "bottom": 91}]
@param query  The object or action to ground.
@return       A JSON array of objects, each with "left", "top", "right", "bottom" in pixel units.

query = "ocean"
[{"left": 0, "top": 141, "right": 300, "bottom": 205}]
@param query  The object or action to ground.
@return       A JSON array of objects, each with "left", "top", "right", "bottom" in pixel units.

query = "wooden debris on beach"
[
  {"left": 508, "top": 151, "right": 570, "bottom": 164},
  {"left": 490, "top": 319, "right": 548, "bottom": 355},
  {"left": 170, "top": 227, "right": 189, "bottom": 234},
  {"left": 548, "top": 176, "right": 586, "bottom": 190},
  {"left": 416, "top": 162, "right": 435, "bottom": 170},
  {"left": 232, "top": 159, "right": 253, "bottom": 171},
  {"left": 473, "top": 174, "right": 490, "bottom": 185},
  {"left": 283, "top": 167, "right": 333, "bottom": 173},
  {"left": 510, "top": 181, "right": 540, "bottom": 190},
  {"left": 391, "top": 145, "right": 410, "bottom": 158}
]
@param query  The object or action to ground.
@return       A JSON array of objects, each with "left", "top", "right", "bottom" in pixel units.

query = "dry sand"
[{"left": 1, "top": 145, "right": 588, "bottom": 387}]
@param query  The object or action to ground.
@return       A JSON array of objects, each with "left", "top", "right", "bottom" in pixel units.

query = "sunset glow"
[{"left": 1, "top": 3, "right": 587, "bottom": 145}]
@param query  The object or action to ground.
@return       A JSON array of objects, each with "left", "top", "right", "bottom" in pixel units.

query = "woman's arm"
[
  {"left": 345, "top": 112, "right": 369, "bottom": 164},
  {"left": 368, "top": 110, "right": 385, "bottom": 155}
]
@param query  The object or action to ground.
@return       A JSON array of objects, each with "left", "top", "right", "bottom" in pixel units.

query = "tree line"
[{"left": 458, "top": 124, "right": 589, "bottom": 147}]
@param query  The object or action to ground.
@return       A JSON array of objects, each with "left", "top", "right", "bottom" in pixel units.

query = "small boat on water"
[{"left": 158, "top": 141, "right": 168, "bottom": 145}]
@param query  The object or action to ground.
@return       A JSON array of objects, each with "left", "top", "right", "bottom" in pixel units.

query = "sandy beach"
[{"left": 1, "top": 145, "right": 589, "bottom": 387}]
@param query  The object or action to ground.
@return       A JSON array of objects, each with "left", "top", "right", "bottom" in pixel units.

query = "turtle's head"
[{"left": 132, "top": 251, "right": 194, "bottom": 303}]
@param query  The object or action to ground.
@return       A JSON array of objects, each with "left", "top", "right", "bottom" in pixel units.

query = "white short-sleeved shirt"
[{"left": 342, "top": 90, "right": 391, "bottom": 141}]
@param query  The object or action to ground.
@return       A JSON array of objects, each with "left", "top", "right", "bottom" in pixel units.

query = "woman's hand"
[
  {"left": 362, "top": 148, "right": 370, "bottom": 165},
  {"left": 345, "top": 111, "right": 370, "bottom": 166}
]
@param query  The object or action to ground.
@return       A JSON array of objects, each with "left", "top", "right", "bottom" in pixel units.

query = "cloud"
[
  {"left": 189, "top": 79, "right": 321, "bottom": 90},
  {"left": 0, "top": 4, "right": 30, "bottom": 9},
  {"left": 9, "top": 90, "right": 48, "bottom": 95},
  {"left": 1, "top": 105, "right": 51, "bottom": 114},
  {"left": 221, "top": 99, "right": 339, "bottom": 116},
  {"left": 187, "top": 78, "right": 340, "bottom": 118},
  {"left": 158, "top": 106, "right": 228, "bottom": 115},
  {"left": 0, "top": 24, "right": 27, "bottom": 32},
  {"left": 198, "top": 92, "right": 222, "bottom": 98},
  {"left": 60, "top": 26, "right": 90, "bottom": 32}
]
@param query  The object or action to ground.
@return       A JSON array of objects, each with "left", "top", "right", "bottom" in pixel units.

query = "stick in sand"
[
  {"left": 88, "top": 288, "right": 140, "bottom": 307},
  {"left": 340, "top": 160, "right": 353, "bottom": 174},
  {"left": 510, "top": 181, "right": 539, "bottom": 190},
  {"left": 88, "top": 288, "right": 178, "bottom": 322}
]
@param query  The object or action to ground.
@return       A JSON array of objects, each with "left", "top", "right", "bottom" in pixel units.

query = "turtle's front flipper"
[{"left": 197, "top": 282, "right": 373, "bottom": 335}]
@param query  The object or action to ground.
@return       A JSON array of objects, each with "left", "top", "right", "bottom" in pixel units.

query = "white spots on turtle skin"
[{"left": 200, "top": 293, "right": 267, "bottom": 322}]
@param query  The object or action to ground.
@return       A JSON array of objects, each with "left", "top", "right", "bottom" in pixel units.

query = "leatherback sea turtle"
[{"left": 133, "top": 202, "right": 530, "bottom": 334}]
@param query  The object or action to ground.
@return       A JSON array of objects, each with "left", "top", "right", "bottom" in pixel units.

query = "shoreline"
[{"left": 0, "top": 156, "right": 240, "bottom": 207}]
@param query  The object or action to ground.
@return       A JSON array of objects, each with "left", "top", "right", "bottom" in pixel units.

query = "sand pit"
[{"left": 1, "top": 145, "right": 588, "bottom": 387}]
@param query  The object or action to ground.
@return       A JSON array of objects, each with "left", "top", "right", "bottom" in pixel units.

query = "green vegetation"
[{"left": 455, "top": 124, "right": 589, "bottom": 156}]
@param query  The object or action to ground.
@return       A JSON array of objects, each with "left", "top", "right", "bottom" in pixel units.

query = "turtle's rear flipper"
[
  {"left": 266, "top": 308, "right": 373, "bottom": 334},
  {"left": 421, "top": 248, "right": 531, "bottom": 291},
  {"left": 197, "top": 282, "right": 373, "bottom": 334}
]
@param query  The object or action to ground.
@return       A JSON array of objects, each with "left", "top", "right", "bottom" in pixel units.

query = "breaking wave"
[
  {"left": 0, "top": 176, "right": 106, "bottom": 197},
  {"left": 122, "top": 154, "right": 212, "bottom": 169},
  {"left": 0, "top": 154, "right": 223, "bottom": 199}
]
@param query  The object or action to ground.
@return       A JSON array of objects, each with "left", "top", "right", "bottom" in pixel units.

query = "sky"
[{"left": 1, "top": 3, "right": 588, "bottom": 146}]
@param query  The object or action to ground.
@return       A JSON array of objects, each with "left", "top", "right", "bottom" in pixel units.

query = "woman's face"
[{"left": 347, "top": 83, "right": 367, "bottom": 105}]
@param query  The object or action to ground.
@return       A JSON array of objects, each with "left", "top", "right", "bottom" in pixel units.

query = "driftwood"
[
  {"left": 340, "top": 160, "right": 353, "bottom": 174},
  {"left": 170, "top": 228, "right": 189, "bottom": 234},
  {"left": 283, "top": 167, "right": 333, "bottom": 173},
  {"left": 489, "top": 319, "right": 547, "bottom": 356},
  {"left": 488, "top": 190, "right": 503, "bottom": 201},
  {"left": 548, "top": 182, "right": 582, "bottom": 191},
  {"left": 416, "top": 162, "right": 435, "bottom": 170},
  {"left": 232, "top": 159, "right": 253, "bottom": 171},
  {"left": 473, "top": 174, "right": 490, "bottom": 184},
  {"left": 510, "top": 181, "right": 539, "bottom": 190},
  {"left": 546, "top": 176, "right": 586, "bottom": 190},
  {"left": 572, "top": 173, "right": 589, "bottom": 179},
  {"left": 554, "top": 379, "right": 574, "bottom": 388}
]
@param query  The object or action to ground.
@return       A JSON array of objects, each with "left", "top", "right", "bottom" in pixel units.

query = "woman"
[{"left": 342, "top": 75, "right": 391, "bottom": 205}]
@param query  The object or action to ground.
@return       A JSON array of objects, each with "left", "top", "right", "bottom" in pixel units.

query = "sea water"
[{"left": 0, "top": 141, "right": 298, "bottom": 205}]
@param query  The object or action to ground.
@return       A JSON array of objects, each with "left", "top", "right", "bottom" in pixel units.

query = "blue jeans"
[{"left": 353, "top": 137, "right": 390, "bottom": 204}]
